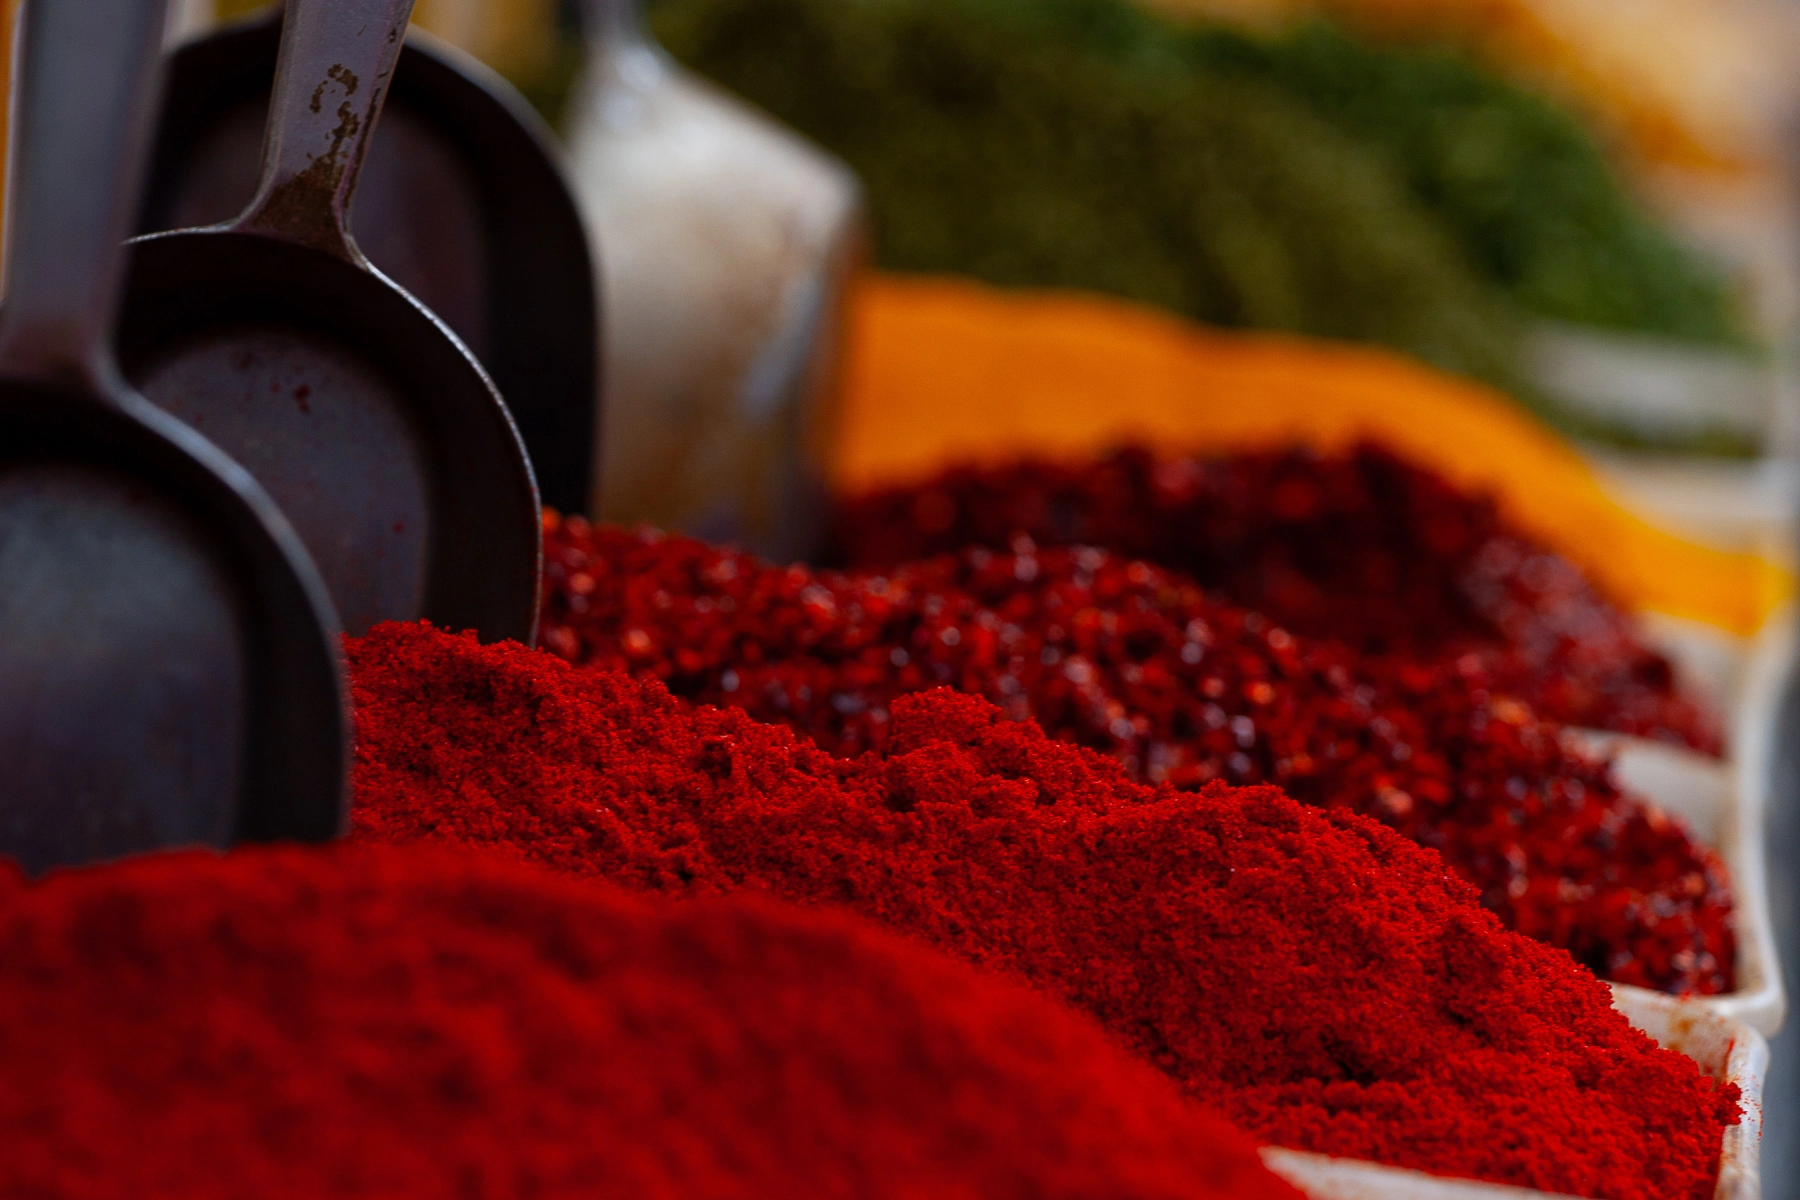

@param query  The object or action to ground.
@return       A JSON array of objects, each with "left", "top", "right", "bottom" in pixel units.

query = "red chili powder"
[
  {"left": 348, "top": 621, "right": 1739, "bottom": 1200},
  {"left": 0, "top": 843, "right": 1294, "bottom": 1200},
  {"left": 827, "top": 445, "right": 1719, "bottom": 751},
  {"left": 539, "top": 519, "right": 1734, "bottom": 995}
]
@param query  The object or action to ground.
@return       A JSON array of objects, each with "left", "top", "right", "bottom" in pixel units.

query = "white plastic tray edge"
[
  {"left": 1260, "top": 991, "right": 1767, "bottom": 1200},
  {"left": 1719, "top": 1021, "right": 1770, "bottom": 1200},
  {"left": 1261, "top": 1148, "right": 1581, "bottom": 1200}
]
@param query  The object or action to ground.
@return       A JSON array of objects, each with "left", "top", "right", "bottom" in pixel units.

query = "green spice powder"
[{"left": 651, "top": 0, "right": 1747, "bottom": 379}]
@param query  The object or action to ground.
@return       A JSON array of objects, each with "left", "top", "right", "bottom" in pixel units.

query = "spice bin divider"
[{"left": 1261, "top": 990, "right": 1768, "bottom": 1200}]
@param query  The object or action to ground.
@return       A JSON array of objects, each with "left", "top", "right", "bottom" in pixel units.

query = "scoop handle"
[
  {"left": 234, "top": 0, "right": 416, "bottom": 262},
  {"left": 0, "top": 0, "right": 172, "bottom": 392}
]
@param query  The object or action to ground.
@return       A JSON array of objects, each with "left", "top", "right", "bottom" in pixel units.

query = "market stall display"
[{"left": 0, "top": 0, "right": 1786, "bottom": 1195}]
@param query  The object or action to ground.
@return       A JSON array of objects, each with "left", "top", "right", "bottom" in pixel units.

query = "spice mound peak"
[
  {"left": 0, "top": 843, "right": 1294, "bottom": 1200},
  {"left": 348, "top": 621, "right": 1739, "bottom": 1200}
]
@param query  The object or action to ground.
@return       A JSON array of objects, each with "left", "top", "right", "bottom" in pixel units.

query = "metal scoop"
[
  {"left": 117, "top": 0, "right": 541, "bottom": 641},
  {"left": 141, "top": 6, "right": 598, "bottom": 517},
  {"left": 0, "top": 0, "right": 346, "bottom": 874},
  {"left": 564, "top": 0, "right": 864, "bottom": 562}
]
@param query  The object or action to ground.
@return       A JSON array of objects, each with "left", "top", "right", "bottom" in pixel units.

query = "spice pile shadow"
[
  {"left": 0, "top": 843, "right": 1295, "bottom": 1199},
  {"left": 348, "top": 622, "right": 1739, "bottom": 1200},
  {"left": 538, "top": 517, "right": 1734, "bottom": 995}
]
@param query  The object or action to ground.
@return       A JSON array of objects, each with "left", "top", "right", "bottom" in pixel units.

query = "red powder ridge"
[
  {"left": 827, "top": 445, "right": 1719, "bottom": 751},
  {"left": 538, "top": 519, "right": 1734, "bottom": 995},
  {"left": 0, "top": 843, "right": 1294, "bottom": 1200},
  {"left": 348, "top": 621, "right": 1739, "bottom": 1200}
]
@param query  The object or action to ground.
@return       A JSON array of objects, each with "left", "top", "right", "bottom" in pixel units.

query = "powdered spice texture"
[
  {"left": 348, "top": 622, "right": 1738, "bottom": 1200},
  {"left": 538, "top": 518, "right": 1734, "bottom": 995},
  {"left": 0, "top": 844, "right": 1294, "bottom": 1200},
  {"left": 828, "top": 445, "right": 1720, "bottom": 750}
]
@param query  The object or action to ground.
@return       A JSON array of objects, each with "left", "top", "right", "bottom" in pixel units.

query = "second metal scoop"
[
  {"left": 142, "top": 7, "right": 598, "bottom": 517},
  {"left": 117, "top": 0, "right": 541, "bottom": 641}
]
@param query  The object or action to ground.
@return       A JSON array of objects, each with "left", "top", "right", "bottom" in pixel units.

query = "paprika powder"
[
  {"left": 0, "top": 843, "right": 1294, "bottom": 1199},
  {"left": 348, "top": 621, "right": 1739, "bottom": 1200}
]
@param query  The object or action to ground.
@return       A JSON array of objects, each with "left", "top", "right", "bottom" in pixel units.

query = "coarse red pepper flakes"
[
  {"left": 827, "top": 444, "right": 1720, "bottom": 752},
  {"left": 540, "top": 517, "right": 1734, "bottom": 995}
]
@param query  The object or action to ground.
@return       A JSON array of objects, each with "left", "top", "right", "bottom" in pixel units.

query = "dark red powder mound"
[
  {"left": 539, "top": 519, "right": 1734, "bottom": 995},
  {"left": 0, "top": 844, "right": 1295, "bottom": 1200},
  {"left": 826, "top": 445, "right": 1720, "bottom": 751},
  {"left": 348, "top": 621, "right": 1739, "bottom": 1200}
]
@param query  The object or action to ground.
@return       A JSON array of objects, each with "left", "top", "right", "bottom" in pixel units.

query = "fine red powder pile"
[
  {"left": 0, "top": 844, "right": 1296, "bottom": 1200},
  {"left": 827, "top": 445, "right": 1719, "bottom": 750},
  {"left": 348, "top": 622, "right": 1738, "bottom": 1200},
  {"left": 538, "top": 519, "right": 1734, "bottom": 995}
]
